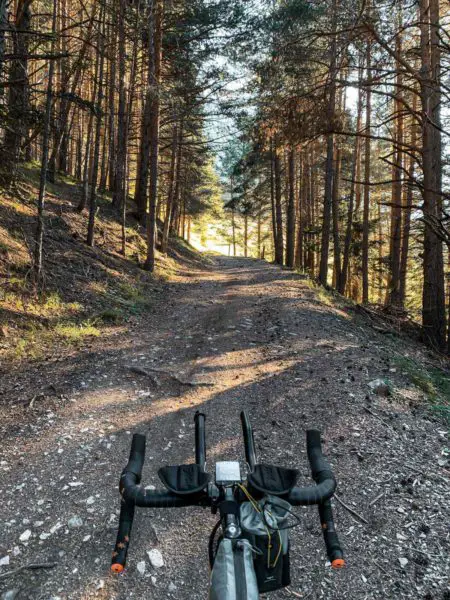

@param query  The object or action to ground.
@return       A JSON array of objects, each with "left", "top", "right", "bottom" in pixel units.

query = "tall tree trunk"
[
  {"left": 419, "top": 0, "right": 446, "bottom": 349},
  {"left": 47, "top": 4, "right": 96, "bottom": 182},
  {"left": 399, "top": 95, "right": 418, "bottom": 305},
  {"left": 107, "top": 24, "right": 117, "bottom": 194},
  {"left": 134, "top": 1, "right": 159, "bottom": 225},
  {"left": 244, "top": 213, "right": 248, "bottom": 258},
  {"left": 144, "top": 0, "right": 163, "bottom": 271},
  {"left": 295, "top": 153, "right": 305, "bottom": 269},
  {"left": 340, "top": 77, "right": 363, "bottom": 294},
  {"left": 386, "top": 21, "right": 404, "bottom": 307},
  {"left": 274, "top": 142, "right": 284, "bottom": 265},
  {"left": 0, "top": 0, "right": 7, "bottom": 80},
  {"left": 270, "top": 140, "right": 278, "bottom": 261},
  {"left": 362, "top": 35, "right": 372, "bottom": 303},
  {"left": 285, "top": 147, "right": 296, "bottom": 268},
  {"left": 319, "top": 0, "right": 337, "bottom": 286},
  {"left": 257, "top": 201, "right": 262, "bottom": 258},
  {"left": 162, "top": 120, "right": 182, "bottom": 253},
  {"left": 33, "top": 0, "right": 57, "bottom": 283},
  {"left": 3, "top": 0, "right": 32, "bottom": 184},
  {"left": 231, "top": 177, "right": 237, "bottom": 256},
  {"left": 331, "top": 145, "right": 342, "bottom": 288},
  {"left": 112, "top": 0, "right": 127, "bottom": 213},
  {"left": 87, "top": 7, "right": 105, "bottom": 246}
]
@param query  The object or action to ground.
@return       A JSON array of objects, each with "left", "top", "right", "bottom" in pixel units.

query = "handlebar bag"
[
  {"left": 209, "top": 538, "right": 259, "bottom": 600},
  {"left": 240, "top": 495, "right": 292, "bottom": 593}
]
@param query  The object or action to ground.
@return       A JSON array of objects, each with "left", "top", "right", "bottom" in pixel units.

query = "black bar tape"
[
  {"left": 306, "top": 430, "right": 334, "bottom": 483},
  {"left": 287, "top": 479, "right": 336, "bottom": 506},
  {"left": 319, "top": 500, "right": 344, "bottom": 564},
  {"left": 111, "top": 498, "right": 135, "bottom": 572},
  {"left": 124, "top": 433, "right": 146, "bottom": 479},
  {"left": 112, "top": 434, "right": 146, "bottom": 572}
]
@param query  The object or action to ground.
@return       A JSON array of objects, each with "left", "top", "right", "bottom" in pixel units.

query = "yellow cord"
[{"left": 238, "top": 484, "right": 283, "bottom": 569}]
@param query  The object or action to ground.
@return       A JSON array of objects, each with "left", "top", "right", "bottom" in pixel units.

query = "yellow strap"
[{"left": 238, "top": 484, "right": 283, "bottom": 568}]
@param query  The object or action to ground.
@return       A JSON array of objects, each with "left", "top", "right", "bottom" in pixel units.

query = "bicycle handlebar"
[{"left": 111, "top": 416, "right": 344, "bottom": 573}]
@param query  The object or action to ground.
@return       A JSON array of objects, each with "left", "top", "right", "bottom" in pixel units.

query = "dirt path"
[{"left": 1, "top": 258, "right": 449, "bottom": 600}]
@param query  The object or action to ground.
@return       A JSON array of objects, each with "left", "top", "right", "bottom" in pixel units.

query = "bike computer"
[{"left": 215, "top": 461, "right": 241, "bottom": 485}]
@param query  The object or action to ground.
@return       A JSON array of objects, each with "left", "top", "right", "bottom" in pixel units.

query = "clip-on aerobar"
[
  {"left": 111, "top": 412, "right": 344, "bottom": 573},
  {"left": 240, "top": 410, "right": 344, "bottom": 567},
  {"left": 111, "top": 413, "right": 209, "bottom": 573}
]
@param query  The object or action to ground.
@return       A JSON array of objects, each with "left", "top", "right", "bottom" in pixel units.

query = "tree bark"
[
  {"left": 274, "top": 142, "right": 284, "bottom": 265},
  {"left": 161, "top": 119, "right": 182, "bottom": 253},
  {"left": 270, "top": 139, "right": 278, "bottom": 261},
  {"left": 33, "top": 0, "right": 57, "bottom": 283},
  {"left": 331, "top": 145, "right": 342, "bottom": 288},
  {"left": 285, "top": 147, "right": 296, "bottom": 268},
  {"left": 86, "top": 6, "right": 106, "bottom": 246},
  {"left": 386, "top": 21, "right": 404, "bottom": 307},
  {"left": 340, "top": 74, "right": 363, "bottom": 295},
  {"left": 362, "top": 35, "right": 372, "bottom": 303},
  {"left": 318, "top": 0, "right": 337, "bottom": 286},
  {"left": 144, "top": 0, "right": 163, "bottom": 271},
  {"left": 112, "top": 0, "right": 127, "bottom": 213},
  {"left": 2, "top": 0, "right": 32, "bottom": 184},
  {"left": 419, "top": 0, "right": 446, "bottom": 349}
]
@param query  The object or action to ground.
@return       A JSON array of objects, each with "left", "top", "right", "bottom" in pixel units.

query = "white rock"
[
  {"left": 86, "top": 496, "right": 95, "bottom": 505},
  {"left": 96, "top": 580, "right": 105, "bottom": 590},
  {"left": 68, "top": 516, "right": 83, "bottom": 528},
  {"left": 19, "top": 530, "right": 31, "bottom": 542},
  {"left": 68, "top": 481, "right": 83, "bottom": 487},
  {"left": 2, "top": 590, "right": 19, "bottom": 600},
  {"left": 82, "top": 535, "right": 91, "bottom": 542},
  {"left": 168, "top": 582, "right": 177, "bottom": 592},
  {"left": 0, "top": 556, "right": 10, "bottom": 567},
  {"left": 398, "top": 557, "right": 408, "bottom": 568},
  {"left": 147, "top": 549, "right": 164, "bottom": 568},
  {"left": 136, "top": 561, "right": 146, "bottom": 575},
  {"left": 39, "top": 532, "right": 51, "bottom": 540}
]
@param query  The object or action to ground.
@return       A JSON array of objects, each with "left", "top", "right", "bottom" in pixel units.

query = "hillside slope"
[
  {"left": 0, "top": 254, "right": 449, "bottom": 600},
  {"left": 0, "top": 166, "right": 209, "bottom": 367}
]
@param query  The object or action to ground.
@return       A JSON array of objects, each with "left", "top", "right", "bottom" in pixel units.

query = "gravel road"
[{"left": 1, "top": 257, "right": 449, "bottom": 600}]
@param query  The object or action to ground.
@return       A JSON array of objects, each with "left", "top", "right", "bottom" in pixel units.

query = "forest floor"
[{"left": 0, "top": 255, "right": 449, "bottom": 600}]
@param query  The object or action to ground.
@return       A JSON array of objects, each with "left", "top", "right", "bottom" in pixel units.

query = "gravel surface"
[{"left": 0, "top": 257, "right": 449, "bottom": 600}]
